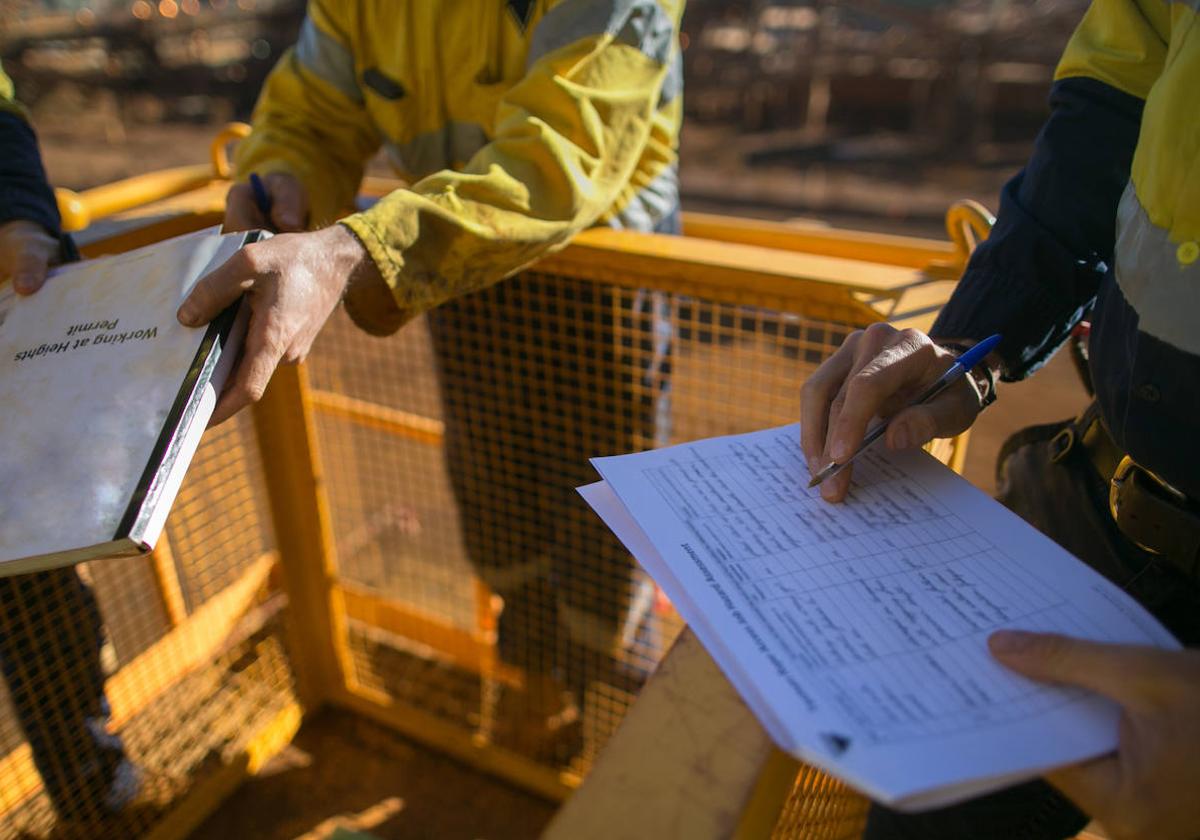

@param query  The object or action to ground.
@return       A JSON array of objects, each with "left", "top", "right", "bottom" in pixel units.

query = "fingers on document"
[
  {"left": 209, "top": 302, "right": 288, "bottom": 425},
  {"left": 830, "top": 328, "right": 935, "bottom": 458},
  {"left": 177, "top": 246, "right": 264, "bottom": 327},
  {"left": 801, "top": 334, "right": 857, "bottom": 472},
  {"left": 193, "top": 246, "right": 291, "bottom": 424},
  {"left": 988, "top": 631, "right": 1190, "bottom": 713},
  {"left": 804, "top": 325, "right": 931, "bottom": 502},
  {"left": 12, "top": 240, "right": 53, "bottom": 295}
]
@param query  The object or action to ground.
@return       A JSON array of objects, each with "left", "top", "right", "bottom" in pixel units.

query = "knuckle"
[
  {"left": 239, "top": 379, "right": 268, "bottom": 404},
  {"left": 863, "top": 322, "right": 897, "bottom": 342},
  {"left": 846, "top": 370, "right": 881, "bottom": 402},
  {"left": 239, "top": 245, "right": 265, "bottom": 275},
  {"left": 910, "top": 340, "right": 939, "bottom": 366}
]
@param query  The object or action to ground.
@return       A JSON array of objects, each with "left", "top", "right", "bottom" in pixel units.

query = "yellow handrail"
[
  {"left": 54, "top": 121, "right": 253, "bottom": 232},
  {"left": 945, "top": 199, "right": 996, "bottom": 267},
  {"left": 209, "top": 121, "right": 251, "bottom": 179}
]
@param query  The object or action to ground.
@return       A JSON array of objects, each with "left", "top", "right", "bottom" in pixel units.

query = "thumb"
[
  {"left": 177, "top": 247, "right": 258, "bottom": 327},
  {"left": 12, "top": 241, "right": 54, "bottom": 295},
  {"left": 988, "top": 631, "right": 1168, "bottom": 712},
  {"left": 265, "top": 173, "right": 309, "bottom": 232}
]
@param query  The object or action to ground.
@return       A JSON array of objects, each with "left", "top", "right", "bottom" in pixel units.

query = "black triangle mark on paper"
[{"left": 820, "top": 732, "right": 853, "bottom": 756}]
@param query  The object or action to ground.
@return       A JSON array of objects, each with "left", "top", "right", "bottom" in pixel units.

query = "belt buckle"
[
  {"left": 1109, "top": 456, "right": 1160, "bottom": 555},
  {"left": 1109, "top": 455, "right": 1194, "bottom": 556}
]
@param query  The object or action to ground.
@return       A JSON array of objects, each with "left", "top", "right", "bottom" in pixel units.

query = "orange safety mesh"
[
  {"left": 0, "top": 413, "right": 296, "bottom": 839},
  {"left": 303, "top": 263, "right": 880, "bottom": 800},
  {"left": 771, "top": 763, "right": 872, "bottom": 840},
  {"left": 0, "top": 228, "right": 963, "bottom": 837}
]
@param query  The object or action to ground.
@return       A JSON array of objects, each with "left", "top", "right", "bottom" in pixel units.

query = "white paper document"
[{"left": 581, "top": 424, "right": 1178, "bottom": 810}]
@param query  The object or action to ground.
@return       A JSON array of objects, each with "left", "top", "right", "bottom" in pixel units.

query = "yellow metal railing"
[{"left": 0, "top": 127, "right": 992, "bottom": 839}]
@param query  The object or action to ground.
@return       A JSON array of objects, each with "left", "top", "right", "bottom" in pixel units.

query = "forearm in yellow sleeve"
[{"left": 341, "top": 29, "right": 672, "bottom": 319}]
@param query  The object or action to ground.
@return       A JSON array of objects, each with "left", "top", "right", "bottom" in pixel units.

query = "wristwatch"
[{"left": 937, "top": 341, "right": 998, "bottom": 410}]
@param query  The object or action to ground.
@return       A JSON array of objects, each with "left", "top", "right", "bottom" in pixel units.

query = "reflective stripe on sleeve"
[
  {"left": 528, "top": 0, "right": 675, "bottom": 67},
  {"left": 384, "top": 122, "right": 491, "bottom": 181},
  {"left": 659, "top": 47, "right": 683, "bottom": 107},
  {"left": 295, "top": 16, "right": 363, "bottom": 103},
  {"left": 604, "top": 163, "right": 679, "bottom": 233},
  {"left": 1114, "top": 181, "right": 1200, "bottom": 355}
]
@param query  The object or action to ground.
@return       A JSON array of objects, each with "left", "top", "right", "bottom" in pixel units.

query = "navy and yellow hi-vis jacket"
[
  {"left": 932, "top": 0, "right": 1200, "bottom": 499},
  {"left": 0, "top": 64, "right": 62, "bottom": 236},
  {"left": 235, "top": 0, "right": 683, "bottom": 332}
]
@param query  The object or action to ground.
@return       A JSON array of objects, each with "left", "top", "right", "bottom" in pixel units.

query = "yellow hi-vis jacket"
[
  {"left": 1056, "top": 0, "right": 1199, "bottom": 356},
  {"left": 235, "top": 0, "right": 683, "bottom": 332},
  {"left": 1, "top": 67, "right": 26, "bottom": 117}
]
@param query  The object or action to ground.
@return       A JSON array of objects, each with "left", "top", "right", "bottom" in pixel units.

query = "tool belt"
[{"left": 1050, "top": 402, "right": 1200, "bottom": 580}]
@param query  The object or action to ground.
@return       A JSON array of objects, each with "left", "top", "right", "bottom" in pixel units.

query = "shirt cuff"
[{"left": 930, "top": 174, "right": 1104, "bottom": 381}]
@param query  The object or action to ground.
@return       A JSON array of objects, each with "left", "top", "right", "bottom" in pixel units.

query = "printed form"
[{"left": 582, "top": 424, "right": 1178, "bottom": 810}]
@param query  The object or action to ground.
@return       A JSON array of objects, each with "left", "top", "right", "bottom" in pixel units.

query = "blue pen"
[
  {"left": 248, "top": 172, "right": 273, "bottom": 225},
  {"left": 808, "top": 333, "right": 1003, "bottom": 489}
]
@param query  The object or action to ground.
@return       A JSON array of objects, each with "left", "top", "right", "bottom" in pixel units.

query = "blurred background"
[
  {"left": 0, "top": 0, "right": 1094, "bottom": 495},
  {"left": 0, "top": 0, "right": 1090, "bottom": 236},
  {"left": 0, "top": 3, "right": 1096, "bottom": 838}
]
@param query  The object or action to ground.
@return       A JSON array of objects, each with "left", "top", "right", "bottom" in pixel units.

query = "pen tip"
[{"left": 807, "top": 475, "right": 822, "bottom": 489}]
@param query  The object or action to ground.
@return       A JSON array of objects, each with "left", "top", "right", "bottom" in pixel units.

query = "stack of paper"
[{"left": 581, "top": 424, "right": 1177, "bottom": 810}]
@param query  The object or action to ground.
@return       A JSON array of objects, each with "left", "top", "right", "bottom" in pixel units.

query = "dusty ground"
[{"left": 191, "top": 709, "right": 557, "bottom": 840}]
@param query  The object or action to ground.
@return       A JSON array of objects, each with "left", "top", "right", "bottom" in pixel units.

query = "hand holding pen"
[
  {"left": 801, "top": 326, "right": 1001, "bottom": 502},
  {"left": 223, "top": 171, "right": 310, "bottom": 234}
]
